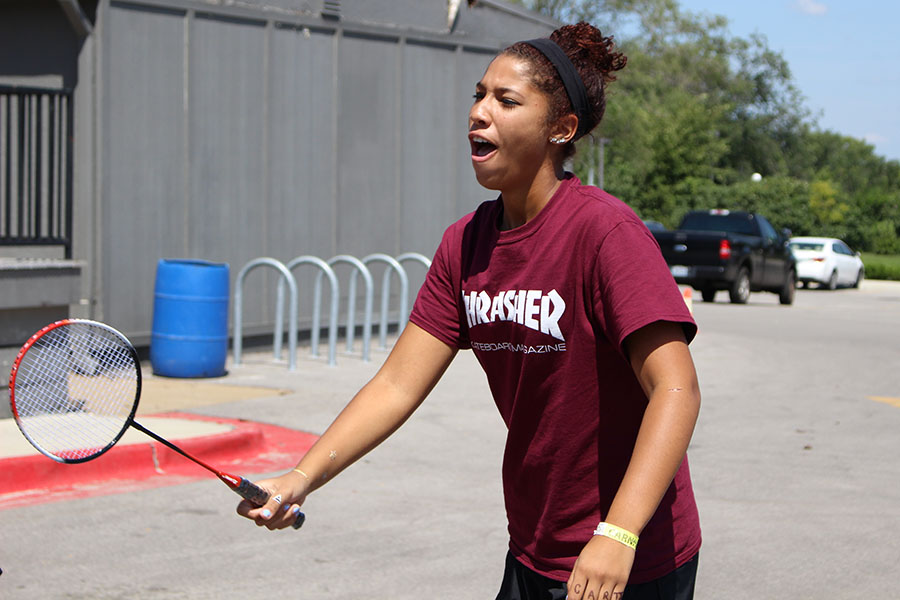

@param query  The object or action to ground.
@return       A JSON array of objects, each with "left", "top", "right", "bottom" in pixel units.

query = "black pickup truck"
[{"left": 651, "top": 210, "right": 796, "bottom": 304}]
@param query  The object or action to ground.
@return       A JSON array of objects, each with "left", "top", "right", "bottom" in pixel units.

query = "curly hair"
[{"left": 502, "top": 22, "right": 627, "bottom": 159}]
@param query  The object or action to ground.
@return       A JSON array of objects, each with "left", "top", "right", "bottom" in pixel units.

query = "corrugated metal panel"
[
  {"left": 187, "top": 13, "right": 268, "bottom": 325},
  {"left": 267, "top": 25, "right": 337, "bottom": 262},
  {"left": 104, "top": 3, "right": 187, "bottom": 329},
  {"left": 267, "top": 24, "right": 339, "bottom": 327},
  {"left": 336, "top": 32, "right": 398, "bottom": 258},
  {"left": 339, "top": 0, "right": 446, "bottom": 31},
  {"left": 455, "top": 1, "right": 559, "bottom": 46},
  {"left": 398, "top": 40, "right": 461, "bottom": 259}
]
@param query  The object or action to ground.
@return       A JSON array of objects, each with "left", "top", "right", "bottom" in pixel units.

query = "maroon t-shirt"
[{"left": 409, "top": 175, "right": 701, "bottom": 583}]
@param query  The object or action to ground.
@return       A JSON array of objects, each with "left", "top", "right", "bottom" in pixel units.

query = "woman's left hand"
[{"left": 566, "top": 535, "right": 634, "bottom": 600}]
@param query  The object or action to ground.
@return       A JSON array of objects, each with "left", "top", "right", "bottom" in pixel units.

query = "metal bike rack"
[
  {"left": 362, "top": 253, "right": 409, "bottom": 350},
  {"left": 396, "top": 252, "right": 432, "bottom": 270},
  {"left": 233, "top": 257, "right": 298, "bottom": 371},
  {"left": 235, "top": 251, "right": 424, "bottom": 367},
  {"left": 396, "top": 251, "right": 432, "bottom": 309},
  {"left": 316, "top": 255, "right": 374, "bottom": 362},
  {"left": 275, "top": 256, "right": 340, "bottom": 366}
]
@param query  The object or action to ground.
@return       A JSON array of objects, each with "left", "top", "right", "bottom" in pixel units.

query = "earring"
[{"left": 549, "top": 136, "right": 567, "bottom": 145}]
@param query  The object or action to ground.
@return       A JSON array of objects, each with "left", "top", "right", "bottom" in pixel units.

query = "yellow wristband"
[
  {"left": 593, "top": 522, "right": 639, "bottom": 550},
  {"left": 292, "top": 467, "right": 310, "bottom": 481}
]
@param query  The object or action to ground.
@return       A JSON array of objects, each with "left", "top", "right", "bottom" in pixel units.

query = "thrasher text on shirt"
[{"left": 462, "top": 289, "right": 566, "bottom": 341}]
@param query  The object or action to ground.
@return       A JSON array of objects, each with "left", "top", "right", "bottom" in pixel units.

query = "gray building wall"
[{"left": 1, "top": 0, "right": 557, "bottom": 345}]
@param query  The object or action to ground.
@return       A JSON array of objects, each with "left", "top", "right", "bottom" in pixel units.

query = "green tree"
[
  {"left": 505, "top": 0, "right": 900, "bottom": 253},
  {"left": 808, "top": 180, "right": 848, "bottom": 229}
]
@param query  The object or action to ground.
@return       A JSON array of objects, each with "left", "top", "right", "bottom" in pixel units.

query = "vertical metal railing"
[
  {"left": 274, "top": 256, "right": 340, "bottom": 366},
  {"left": 233, "top": 258, "right": 298, "bottom": 371},
  {"left": 362, "top": 253, "right": 409, "bottom": 350},
  {"left": 396, "top": 251, "right": 432, "bottom": 311},
  {"left": 319, "top": 255, "right": 374, "bottom": 361},
  {"left": 0, "top": 86, "right": 74, "bottom": 257}
]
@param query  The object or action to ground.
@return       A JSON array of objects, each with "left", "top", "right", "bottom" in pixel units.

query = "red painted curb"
[{"left": 0, "top": 412, "right": 318, "bottom": 509}]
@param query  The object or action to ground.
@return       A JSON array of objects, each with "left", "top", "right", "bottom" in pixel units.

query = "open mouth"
[{"left": 470, "top": 135, "right": 497, "bottom": 158}]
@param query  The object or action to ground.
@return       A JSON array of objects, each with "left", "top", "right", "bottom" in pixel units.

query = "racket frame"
[
  {"left": 8, "top": 319, "right": 142, "bottom": 464},
  {"left": 9, "top": 318, "right": 305, "bottom": 529}
]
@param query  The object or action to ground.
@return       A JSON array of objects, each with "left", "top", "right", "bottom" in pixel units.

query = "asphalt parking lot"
[{"left": 1, "top": 280, "right": 898, "bottom": 599}]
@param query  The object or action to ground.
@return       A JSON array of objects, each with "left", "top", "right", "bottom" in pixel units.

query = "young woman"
[{"left": 238, "top": 22, "right": 702, "bottom": 600}]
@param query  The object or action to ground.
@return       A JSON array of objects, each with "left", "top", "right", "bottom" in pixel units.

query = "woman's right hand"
[{"left": 236, "top": 469, "right": 310, "bottom": 530}]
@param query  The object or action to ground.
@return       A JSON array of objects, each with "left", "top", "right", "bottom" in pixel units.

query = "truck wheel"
[
  {"left": 729, "top": 267, "right": 750, "bottom": 304},
  {"left": 779, "top": 270, "right": 796, "bottom": 305},
  {"left": 701, "top": 288, "right": 716, "bottom": 303}
]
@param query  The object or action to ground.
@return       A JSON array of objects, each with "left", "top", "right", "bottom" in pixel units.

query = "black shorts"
[{"left": 495, "top": 552, "right": 699, "bottom": 600}]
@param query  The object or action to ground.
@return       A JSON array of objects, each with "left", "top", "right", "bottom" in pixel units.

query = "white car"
[{"left": 788, "top": 237, "right": 865, "bottom": 289}]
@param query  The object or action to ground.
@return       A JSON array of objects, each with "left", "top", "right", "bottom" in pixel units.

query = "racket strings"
[{"left": 13, "top": 323, "right": 139, "bottom": 460}]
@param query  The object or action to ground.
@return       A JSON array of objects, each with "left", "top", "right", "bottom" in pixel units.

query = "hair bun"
[{"left": 552, "top": 22, "right": 627, "bottom": 84}]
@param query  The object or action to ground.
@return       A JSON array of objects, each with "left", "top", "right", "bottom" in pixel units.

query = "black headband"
[{"left": 522, "top": 38, "right": 590, "bottom": 140}]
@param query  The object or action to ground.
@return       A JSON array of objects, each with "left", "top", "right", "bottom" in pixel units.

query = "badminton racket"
[{"left": 8, "top": 319, "right": 304, "bottom": 529}]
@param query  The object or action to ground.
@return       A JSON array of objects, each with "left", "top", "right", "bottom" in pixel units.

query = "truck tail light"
[{"left": 719, "top": 239, "right": 732, "bottom": 260}]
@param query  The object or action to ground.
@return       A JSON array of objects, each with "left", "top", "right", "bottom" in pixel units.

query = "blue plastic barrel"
[{"left": 150, "top": 259, "right": 230, "bottom": 378}]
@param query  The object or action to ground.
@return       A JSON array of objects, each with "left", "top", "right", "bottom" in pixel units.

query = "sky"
[{"left": 675, "top": 0, "right": 900, "bottom": 162}]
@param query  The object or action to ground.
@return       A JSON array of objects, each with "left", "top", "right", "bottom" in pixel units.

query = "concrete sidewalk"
[{"left": 0, "top": 376, "right": 291, "bottom": 460}]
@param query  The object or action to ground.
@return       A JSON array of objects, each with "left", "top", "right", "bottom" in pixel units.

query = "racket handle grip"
[
  {"left": 236, "top": 477, "right": 270, "bottom": 506},
  {"left": 237, "top": 477, "right": 305, "bottom": 530}
]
